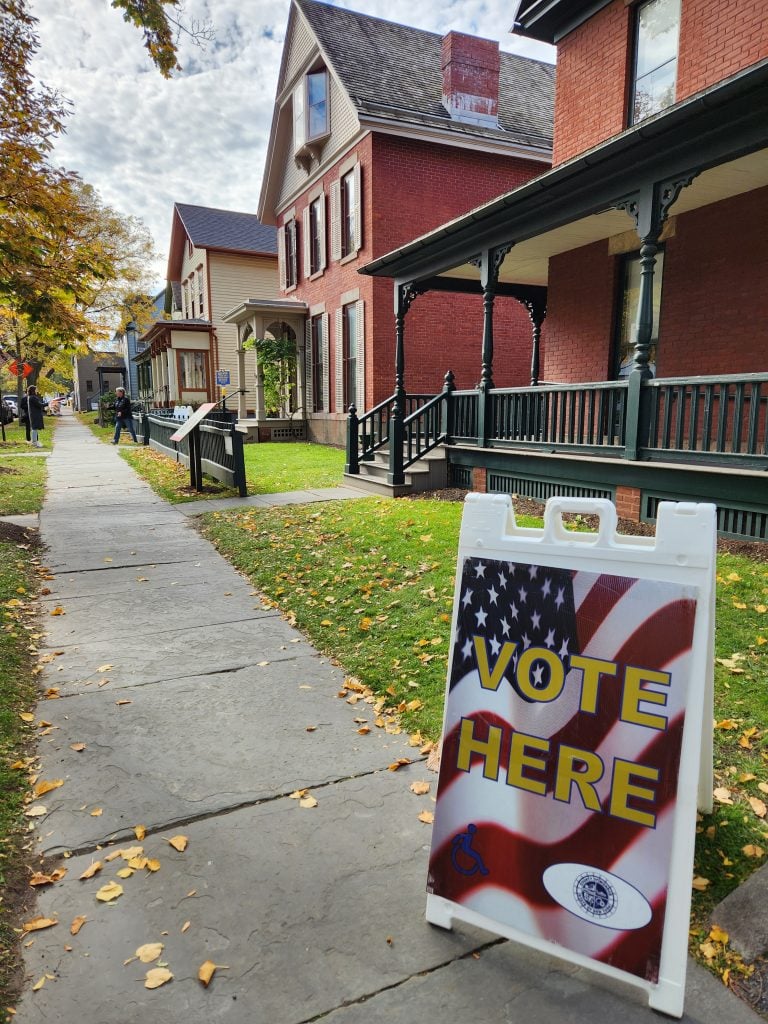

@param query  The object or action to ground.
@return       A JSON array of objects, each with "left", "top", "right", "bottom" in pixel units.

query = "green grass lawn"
[
  {"left": 201, "top": 497, "right": 768, "bottom": 981},
  {"left": 0, "top": 458, "right": 48, "bottom": 516}
]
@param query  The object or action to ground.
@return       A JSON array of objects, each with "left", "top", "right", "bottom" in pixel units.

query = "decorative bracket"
[
  {"left": 398, "top": 281, "right": 428, "bottom": 318},
  {"left": 614, "top": 171, "right": 699, "bottom": 240}
]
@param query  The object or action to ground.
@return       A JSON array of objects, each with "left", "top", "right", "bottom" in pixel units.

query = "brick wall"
[
  {"left": 541, "top": 187, "right": 768, "bottom": 382},
  {"left": 553, "top": 0, "right": 768, "bottom": 165},
  {"left": 281, "top": 132, "right": 547, "bottom": 414},
  {"left": 552, "top": 1, "right": 630, "bottom": 165},
  {"left": 677, "top": 0, "right": 768, "bottom": 101},
  {"left": 541, "top": 241, "right": 617, "bottom": 382}
]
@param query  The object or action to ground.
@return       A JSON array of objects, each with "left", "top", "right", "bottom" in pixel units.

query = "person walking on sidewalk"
[
  {"left": 112, "top": 387, "right": 138, "bottom": 444},
  {"left": 26, "top": 385, "right": 45, "bottom": 448}
]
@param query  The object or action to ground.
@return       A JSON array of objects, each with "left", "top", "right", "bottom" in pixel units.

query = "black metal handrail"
[{"left": 403, "top": 391, "right": 446, "bottom": 469}]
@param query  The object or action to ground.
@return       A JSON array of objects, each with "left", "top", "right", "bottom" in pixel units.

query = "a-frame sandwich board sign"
[{"left": 426, "top": 495, "right": 716, "bottom": 1018}]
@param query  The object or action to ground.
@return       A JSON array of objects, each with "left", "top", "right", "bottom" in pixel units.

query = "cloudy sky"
[{"left": 31, "top": 0, "right": 554, "bottom": 288}]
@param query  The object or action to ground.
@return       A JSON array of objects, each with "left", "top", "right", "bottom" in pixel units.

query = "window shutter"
[
  {"left": 330, "top": 180, "right": 341, "bottom": 262},
  {"left": 293, "top": 82, "right": 305, "bottom": 151},
  {"left": 278, "top": 227, "right": 286, "bottom": 291},
  {"left": 353, "top": 162, "right": 362, "bottom": 253},
  {"left": 321, "top": 313, "right": 330, "bottom": 412},
  {"left": 334, "top": 308, "right": 344, "bottom": 412},
  {"left": 304, "top": 319, "right": 313, "bottom": 413},
  {"left": 302, "top": 207, "right": 311, "bottom": 279},
  {"left": 355, "top": 300, "right": 365, "bottom": 412},
  {"left": 318, "top": 193, "right": 327, "bottom": 271}
]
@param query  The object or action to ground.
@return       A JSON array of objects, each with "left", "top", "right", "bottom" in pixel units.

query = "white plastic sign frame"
[{"left": 426, "top": 495, "right": 716, "bottom": 1018}]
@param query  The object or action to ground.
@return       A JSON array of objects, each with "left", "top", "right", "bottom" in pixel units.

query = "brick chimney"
[{"left": 441, "top": 31, "right": 500, "bottom": 127}]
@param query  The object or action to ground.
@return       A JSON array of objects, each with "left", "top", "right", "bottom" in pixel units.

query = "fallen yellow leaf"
[
  {"left": 90, "top": 807, "right": 103, "bottom": 817},
  {"left": 146, "top": 858, "right": 161, "bottom": 872},
  {"left": 32, "top": 976, "right": 46, "bottom": 992},
  {"left": 96, "top": 881, "right": 123, "bottom": 902},
  {"left": 299, "top": 795, "right": 318, "bottom": 809},
  {"left": 748, "top": 797, "right": 767, "bottom": 818},
  {"left": 387, "top": 758, "right": 412, "bottom": 772},
  {"left": 713, "top": 787, "right": 733, "bottom": 804},
  {"left": 134, "top": 825, "right": 146, "bottom": 840},
  {"left": 759, "top": 782, "right": 768, "bottom": 795},
  {"left": 181, "top": 920, "right": 191, "bottom": 933},
  {"left": 167, "top": 835, "right": 188, "bottom": 852},
  {"left": 70, "top": 743, "right": 86, "bottom": 752},
  {"left": 714, "top": 719, "right": 738, "bottom": 730},
  {"left": 418, "top": 810, "right": 435, "bottom": 824},
  {"left": 144, "top": 967, "right": 173, "bottom": 989},
  {"left": 699, "top": 941, "right": 717, "bottom": 959},
  {"left": 136, "top": 942, "right": 164, "bottom": 963},
  {"left": 409, "top": 781, "right": 431, "bottom": 796},
  {"left": 22, "top": 916, "right": 58, "bottom": 933},
  {"left": 19, "top": 712, "right": 34, "bottom": 723},
  {"left": 709, "top": 925, "right": 729, "bottom": 944},
  {"left": 24, "top": 805, "right": 47, "bottom": 817},
  {"left": 49, "top": 607, "right": 65, "bottom": 616},
  {"left": 33, "top": 779, "right": 64, "bottom": 798},
  {"left": 742, "top": 844, "right": 765, "bottom": 858},
  {"left": 70, "top": 915, "right": 87, "bottom": 936},
  {"left": 79, "top": 861, "right": 102, "bottom": 880},
  {"left": 198, "top": 960, "right": 217, "bottom": 987},
  {"left": 692, "top": 876, "right": 710, "bottom": 891},
  {"left": 116, "top": 867, "right": 134, "bottom": 879}
]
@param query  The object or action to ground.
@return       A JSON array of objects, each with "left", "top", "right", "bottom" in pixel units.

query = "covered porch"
[
  {"left": 223, "top": 298, "right": 308, "bottom": 441},
  {"left": 350, "top": 59, "right": 768, "bottom": 538},
  {"left": 135, "top": 319, "right": 214, "bottom": 409}
]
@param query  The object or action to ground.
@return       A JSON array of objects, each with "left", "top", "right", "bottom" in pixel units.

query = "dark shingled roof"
[
  {"left": 175, "top": 203, "right": 278, "bottom": 255},
  {"left": 295, "top": 0, "right": 554, "bottom": 151}
]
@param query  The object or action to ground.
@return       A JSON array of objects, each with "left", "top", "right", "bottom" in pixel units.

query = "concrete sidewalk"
[{"left": 13, "top": 415, "right": 762, "bottom": 1023}]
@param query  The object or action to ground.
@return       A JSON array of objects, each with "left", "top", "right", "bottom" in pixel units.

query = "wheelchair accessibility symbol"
[{"left": 451, "top": 824, "right": 489, "bottom": 877}]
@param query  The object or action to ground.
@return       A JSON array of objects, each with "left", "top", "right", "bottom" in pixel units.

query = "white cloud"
[{"left": 30, "top": 0, "right": 554, "bottom": 288}]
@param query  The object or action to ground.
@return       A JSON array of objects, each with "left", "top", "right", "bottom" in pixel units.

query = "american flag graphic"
[{"left": 427, "top": 556, "right": 698, "bottom": 983}]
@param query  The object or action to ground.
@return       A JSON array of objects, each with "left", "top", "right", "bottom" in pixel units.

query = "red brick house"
[
  {"left": 358, "top": 0, "right": 768, "bottom": 537},
  {"left": 252, "top": 0, "right": 555, "bottom": 447}
]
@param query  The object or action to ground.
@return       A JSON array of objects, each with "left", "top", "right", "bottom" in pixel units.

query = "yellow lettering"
[
  {"left": 507, "top": 731, "right": 549, "bottom": 795},
  {"left": 515, "top": 647, "right": 565, "bottom": 703},
  {"left": 609, "top": 759, "right": 659, "bottom": 827},
  {"left": 570, "top": 655, "right": 618, "bottom": 714},
  {"left": 456, "top": 718, "right": 502, "bottom": 780},
  {"left": 554, "top": 745, "right": 604, "bottom": 810},
  {"left": 621, "top": 666, "right": 670, "bottom": 731},
  {"left": 473, "top": 636, "right": 517, "bottom": 692}
]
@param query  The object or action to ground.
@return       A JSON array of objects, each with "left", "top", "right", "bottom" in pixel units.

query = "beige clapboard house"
[{"left": 136, "top": 204, "right": 279, "bottom": 415}]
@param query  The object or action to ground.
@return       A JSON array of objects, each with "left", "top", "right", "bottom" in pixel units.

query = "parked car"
[
  {"left": 2, "top": 395, "right": 18, "bottom": 418},
  {"left": 1, "top": 401, "right": 13, "bottom": 425}
]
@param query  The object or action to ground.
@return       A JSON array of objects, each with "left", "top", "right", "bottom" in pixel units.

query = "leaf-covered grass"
[
  {"left": 120, "top": 448, "right": 239, "bottom": 503},
  {"left": 0, "top": 542, "right": 44, "bottom": 1006},
  {"left": 0, "top": 458, "right": 47, "bottom": 515},
  {"left": 0, "top": 418, "right": 56, "bottom": 452},
  {"left": 201, "top": 498, "right": 768, "bottom": 981}
]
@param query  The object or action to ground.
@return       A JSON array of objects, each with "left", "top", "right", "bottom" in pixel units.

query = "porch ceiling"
[{"left": 438, "top": 147, "right": 768, "bottom": 288}]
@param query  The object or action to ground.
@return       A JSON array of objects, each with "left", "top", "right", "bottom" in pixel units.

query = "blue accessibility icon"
[{"left": 450, "top": 824, "right": 489, "bottom": 877}]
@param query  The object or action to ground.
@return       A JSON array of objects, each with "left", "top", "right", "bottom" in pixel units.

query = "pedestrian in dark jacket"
[
  {"left": 19, "top": 394, "right": 31, "bottom": 441},
  {"left": 26, "top": 386, "right": 45, "bottom": 448},
  {"left": 112, "top": 387, "right": 138, "bottom": 444}
]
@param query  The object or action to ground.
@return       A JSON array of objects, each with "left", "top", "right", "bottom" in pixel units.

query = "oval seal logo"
[{"left": 542, "top": 862, "right": 652, "bottom": 930}]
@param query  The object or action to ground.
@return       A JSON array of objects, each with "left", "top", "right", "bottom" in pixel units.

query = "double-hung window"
[
  {"left": 631, "top": 0, "right": 681, "bottom": 124},
  {"left": 342, "top": 302, "right": 357, "bottom": 410},
  {"left": 311, "top": 314, "right": 325, "bottom": 412},
  {"left": 179, "top": 350, "right": 207, "bottom": 391},
  {"left": 197, "top": 267, "right": 205, "bottom": 317},
  {"left": 308, "top": 196, "right": 324, "bottom": 276},
  {"left": 341, "top": 170, "right": 356, "bottom": 259}
]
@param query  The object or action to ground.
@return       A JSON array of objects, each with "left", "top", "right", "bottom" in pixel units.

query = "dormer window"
[
  {"left": 293, "top": 67, "right": 329, "bottom": 159},
  {"left": 631, "top": 0, "right": 681, "bottom": 124},
  {"left": 306, "top": 70, "right": 328, "bottom": 140}
]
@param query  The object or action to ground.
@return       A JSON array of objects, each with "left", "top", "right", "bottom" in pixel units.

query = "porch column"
[
  {"left": 236, "top": 325, "right": 248, "bottom": 419},
  {"left": 617, "top": 175, "right": 696, "bottom": 457},
  {"left": 166, "top": 347, "right": 177, "bottom": 404},
  {"left": 478, "top": 244, "right": 512, "bottom": 446},
  {"left": 254, "top": 346, "right": 265, "bottom": 420},
  {"left": 388, "top": 281, "right": 425, "bottom": 486}
]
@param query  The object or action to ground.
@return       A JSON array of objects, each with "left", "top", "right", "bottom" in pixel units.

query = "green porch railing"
[{"left": 345, "top": 371, "right": 768, "bottom": 486}]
